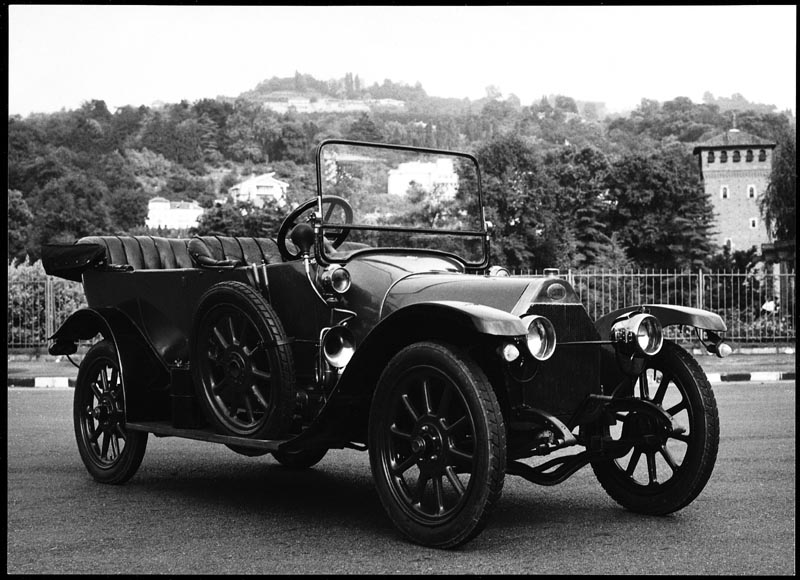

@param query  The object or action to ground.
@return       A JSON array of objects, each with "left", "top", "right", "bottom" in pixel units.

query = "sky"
[{"left": 8, "top": 5, "right": 797, "bottom": 117}]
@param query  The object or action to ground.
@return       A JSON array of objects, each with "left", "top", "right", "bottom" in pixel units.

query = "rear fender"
[
  {"left": 50, "top": 308, "right": 170, "bottom": 422},
  {"left": 280, "top": 301, "right": 524, "bottom": 451},
  {"left": 595, "top": 304, "right": 727, "bottom": 340}
]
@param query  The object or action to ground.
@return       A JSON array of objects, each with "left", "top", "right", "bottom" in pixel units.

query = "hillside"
[{"left": 7, "top": 72, "right": 795, "bottom": 271}]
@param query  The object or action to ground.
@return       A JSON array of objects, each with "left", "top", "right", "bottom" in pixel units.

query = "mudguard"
[
  {"left": 279, "top": 300, "right": 526, "bottom": 451},
  {"left": 50, "top": 307, "right": 171, "bottom": 422},
  {"left": 381, "top": 300, "right": 529, "bottom": 336},
  {"left": 595, "top": 304, "right": 727, "bottom": 340}
]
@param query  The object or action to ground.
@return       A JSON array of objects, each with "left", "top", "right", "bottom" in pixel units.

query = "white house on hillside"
[
  {"left": 387, "top": 159, "right": 458, "bottom": 199},
  {"left": 228, "top": 172, "right": 289, "bottom": 208},
  {"left": 145, "top": 197, "right": 204, "bottom": 229}
]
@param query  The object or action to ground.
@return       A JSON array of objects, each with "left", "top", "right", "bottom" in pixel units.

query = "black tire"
[
  {"left": 368, "top": 341, "right": 506, "bottom": 549},
  {"left": 591, "top": 340, "right": 719, "bottom": 515},
  {"left": 73, "top": 340, "right": 148, "bottom": 484},
  {"left": 272, "top": 448, "right": 328, "bottom": 469},
  {"left": 191, "top": 281, "right": 295, "bottom": 439}
]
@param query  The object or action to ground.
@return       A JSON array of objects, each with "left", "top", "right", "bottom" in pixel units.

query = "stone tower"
[{"left": 693, "top": 127, "right": 776, "bottom": 252}]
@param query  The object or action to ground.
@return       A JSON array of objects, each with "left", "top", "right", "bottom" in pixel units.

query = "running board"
[{"left": 125, "top": 421, "right": 288, "bottom": 451}]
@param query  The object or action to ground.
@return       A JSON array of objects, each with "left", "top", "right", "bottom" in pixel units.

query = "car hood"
[
  {"left": 382, "top": 272, "right": 580, "bottom": 318},
  {"left": 337, "top": 253, "right": 581, "bottom": 340}
]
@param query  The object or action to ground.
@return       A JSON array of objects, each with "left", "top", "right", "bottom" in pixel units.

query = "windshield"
[{"left": 316, "top": 141, "right": 487, "bottom": 266}]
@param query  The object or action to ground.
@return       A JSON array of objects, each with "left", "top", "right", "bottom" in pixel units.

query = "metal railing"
[
  {"left": 7, "top": 277, "right": 87, "bottom": 350},
  {"left": 6, "top": 269, "right": 796, "bottom": 349},
  {"left": 512, "top": 268, "right": 795, "bottom": 344}
]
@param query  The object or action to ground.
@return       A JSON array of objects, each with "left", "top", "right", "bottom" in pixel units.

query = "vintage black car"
[{"left": 42, "top": 140, "right": 731, "bottom": 548}]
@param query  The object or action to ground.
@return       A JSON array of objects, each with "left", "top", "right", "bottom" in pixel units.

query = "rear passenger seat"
[
  {"left": 76, "top": 235, "right": 282, "bottom": 270},
  {"left": 187, "top": 235, "right": 283, "bottom": 268}
]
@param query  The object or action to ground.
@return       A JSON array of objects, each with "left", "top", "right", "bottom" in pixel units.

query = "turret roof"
[{"left": 692, "top": 129, "right": 776, "bottom": 154}]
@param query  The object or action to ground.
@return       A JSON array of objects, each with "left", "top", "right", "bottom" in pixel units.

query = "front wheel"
[
  {"left": 591, "top": 340, "right": 719, "bottom": 515},
  {"left": 73, "top": 340, "right": 148, "bottom": 484},
  {"left": 368, "top": 341, "right": 506, "bottom": 549}
]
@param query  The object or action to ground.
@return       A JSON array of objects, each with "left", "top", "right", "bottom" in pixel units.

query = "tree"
[
  {"left": 278, "top": 122, "right": 311, "bottom": 163},
  {"left": 554, "top": 95, "right": 578, "bottom": 114},
  {"left": 346, "top": 113, "right": 384, "bottom": 142},
  {"left": 8, "top": 189, "right": 34, "bottom": 261},
  {"left": 603, "top": 146, "right": 715, "bottom": 269},
  {"left": 760, "top": 124, "right": 796, "bottom": 242},
  {"left": 29, "top": 173, "right": 113, "bottom": 256},
  {"left": 192, "top": 200, "right": 283, "bottom": 238},
  {"left": 476, "top": 135, "right": 573, "bottom": 270},
  {"left": 109, "top": 188, "right": 149, "bottom": 232},
  {"left": 543, "top": 146, "right": 614, "bottom": 268}
]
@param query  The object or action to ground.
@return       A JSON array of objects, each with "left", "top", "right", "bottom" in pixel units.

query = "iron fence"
[
  {"left": 511, "top": 268, "right": 795, "bottom": 344},
  {"left": 7, "top": 277, "right": 86, "bottom": 350},
  {"left": 6, "top": 269, "right": 796, "bottom": 350}
]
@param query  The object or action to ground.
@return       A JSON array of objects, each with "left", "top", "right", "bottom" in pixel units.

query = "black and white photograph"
[{"left": 7, "top": 4, "right": 795, "bottom": 575}]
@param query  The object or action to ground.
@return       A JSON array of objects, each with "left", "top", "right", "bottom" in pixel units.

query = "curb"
[
  {"left": 8, "top": 377, "right": 77, "bottom": 388},
  {"left": 7, "top": 373, "right": 795, "bottom": 389},
  {"left": 705, "top": 372, "right": 795, "bottom": 383}
]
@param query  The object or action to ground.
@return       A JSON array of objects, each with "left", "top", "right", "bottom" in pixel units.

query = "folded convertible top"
[{"left": 41, "top": 243, "right": 106, "bottom": 282}]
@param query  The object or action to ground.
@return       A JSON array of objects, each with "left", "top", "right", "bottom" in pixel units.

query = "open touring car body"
[{"left": 43, "top": 140, "right": 730, "bottom": 548}]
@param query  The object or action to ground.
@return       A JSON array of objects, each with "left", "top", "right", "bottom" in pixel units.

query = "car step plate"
[{"left": 126, "top": 421, "right": 287, "bottom": 451}]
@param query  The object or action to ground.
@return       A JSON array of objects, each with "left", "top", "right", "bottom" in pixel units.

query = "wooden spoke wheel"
[
  {"left": 368, "top": 341, "right": 506, "bottom": 549},
  {"left": 74, "top": 340, "right": 147, "bottom": 484},
  {"left": 591, "top": 340, "right": 720, "bottom": 515},
  {"left": 191, "top": 282, "right": 295, "bottom": 439}
]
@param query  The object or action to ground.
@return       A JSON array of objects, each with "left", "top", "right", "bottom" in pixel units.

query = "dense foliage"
[
  {"left": 760, "top": 124, "right": 797, "bottom": 242},
  {"left": 7, "top": 73, "right": 795, "bottom": 270}
]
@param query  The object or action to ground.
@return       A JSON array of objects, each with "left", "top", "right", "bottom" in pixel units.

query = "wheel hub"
[
  {"left": 414, "top": 422, "right": 447, "bottom": 469},
  {"left": 622, "top": 412, "right": 669, "bottom": 449},
  {"left": 92, "top": 395, "right": 120, "bottom": 428},
  {"left": 224, "top": 350, "right": 250, "bottom": 388}
]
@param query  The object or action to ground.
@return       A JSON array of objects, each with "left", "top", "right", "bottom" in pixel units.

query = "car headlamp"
[
  {"left": 611, "top": 313, "right": 663, "bottom": 356},
  {"left": 320, "top": 266, "right": 351, "bottom": 294},
  {"left": 521, "top": 315, "right": 556, "bottom": 361}
]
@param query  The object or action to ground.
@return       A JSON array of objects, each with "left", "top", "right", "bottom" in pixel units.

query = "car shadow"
[{"left": 121, "top": 446, "right": 396, "bottom": 538}]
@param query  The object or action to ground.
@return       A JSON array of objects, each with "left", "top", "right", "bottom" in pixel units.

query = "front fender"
[
  {"left": 279, "top": 300, "right": 525, "bottom": 452},
  {"left": 595, "top": 304, "right": 727, "bottom": 340},
  {"left": 50, "top": 307, "right": 170, "bottom": 422},
  {"left": 384, "top": 300, "right": 528, "bottom": 336}
]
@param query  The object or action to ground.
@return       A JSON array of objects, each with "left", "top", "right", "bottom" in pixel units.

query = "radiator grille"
[
  {"left": 524, "top": 303, "right": 600, "bottom": 342},
  {"left": 522, "top": 303, "right": 601, "bottom": 419}
]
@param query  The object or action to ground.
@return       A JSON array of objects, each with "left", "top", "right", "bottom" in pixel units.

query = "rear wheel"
[
  {"left": 368, "top": 341, "right": 506, "bottom": 549},
  {"left": 73, "top": 340, "right": 147, "bottom": 484},
  {"left": 191, "top": 281, "right": 295, "bottom": 439},
  {"left": 591, "top": 340, "right": 719, "bottom": 515}
]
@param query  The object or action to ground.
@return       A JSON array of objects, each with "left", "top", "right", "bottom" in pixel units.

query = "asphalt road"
[{"left": 7, "top": 382, "right": 795, "bottom": 575}]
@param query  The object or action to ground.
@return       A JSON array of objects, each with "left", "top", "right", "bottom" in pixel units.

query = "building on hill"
[
  {"left": 228, "top": 173, "right": 289, "bottom": 208},
  {"left": 261, "top": 96, "right": 391, "bottom": 114},
  {"left": 387, "top": 159, "right": 458, "bottom": 199},
  {"left": 145, "top": 197, "right": 204, "bottom": 230},
  {"left": 692, "top": 127, "right": 776, "bottom": 252}
]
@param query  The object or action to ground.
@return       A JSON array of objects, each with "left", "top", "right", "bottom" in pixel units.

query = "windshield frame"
[{"left": 314, "top": 139, "right": 489, "bottom": 269}]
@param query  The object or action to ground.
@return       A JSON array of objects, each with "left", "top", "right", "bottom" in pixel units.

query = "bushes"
[{"left": 7, "top": 258, "right": 85, "bottom": 349}]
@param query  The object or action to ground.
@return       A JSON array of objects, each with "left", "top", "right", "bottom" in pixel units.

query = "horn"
[{"left": 322, "top": 326, "right": 356, "bottom": 369}]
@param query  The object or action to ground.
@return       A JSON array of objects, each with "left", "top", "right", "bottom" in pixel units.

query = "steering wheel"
[{"left": 276, "top": 195, "right": 354, "bottom": 261}]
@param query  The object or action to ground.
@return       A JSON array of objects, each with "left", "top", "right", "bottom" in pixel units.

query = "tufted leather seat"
[
  {"left": 187, "top": 235, "right": 283, "bottom": 268},
  {"left": 77, "top": 235, "right": 193, "bottom": 270}
]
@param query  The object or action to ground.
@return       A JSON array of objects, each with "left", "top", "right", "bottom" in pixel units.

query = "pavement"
[{"left": 6, "top": 347, "right": 795, "bottom": 388}]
